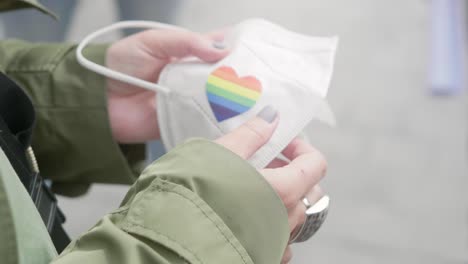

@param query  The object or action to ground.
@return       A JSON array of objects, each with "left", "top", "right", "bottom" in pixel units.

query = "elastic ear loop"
[{"left": 76, "top": 20, "right": 187, "bottom": 94}]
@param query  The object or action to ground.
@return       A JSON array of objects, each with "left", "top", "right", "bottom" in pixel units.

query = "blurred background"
[{"left": 1, "top": 0, "right": 467, "bottom": 263}]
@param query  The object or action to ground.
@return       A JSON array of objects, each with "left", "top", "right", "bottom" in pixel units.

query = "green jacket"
[{"left": 0, "top": 1, "right": 290, "bottom": 264}]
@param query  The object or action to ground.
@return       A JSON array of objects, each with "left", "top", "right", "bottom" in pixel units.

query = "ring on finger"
[{"left": 290, "top": 195, "right": 329, "bottom": 243}]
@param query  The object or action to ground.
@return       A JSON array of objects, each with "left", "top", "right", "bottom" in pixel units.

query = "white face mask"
[{"left": 76, "top": 19, "right": 338, "bottom": 169}]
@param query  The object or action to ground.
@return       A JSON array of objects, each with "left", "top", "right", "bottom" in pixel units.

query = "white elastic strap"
[{"left": 76, "top": 20, "right": 186, "bottom": 94}]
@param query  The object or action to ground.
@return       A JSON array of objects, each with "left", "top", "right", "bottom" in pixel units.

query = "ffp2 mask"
[{"left": 76, "top": 19, "right": 338, "bottom": 169}]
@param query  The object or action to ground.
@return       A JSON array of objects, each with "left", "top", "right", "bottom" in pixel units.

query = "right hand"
[{"left": 215, "top": 109, "right": 327, "bottom": 264}]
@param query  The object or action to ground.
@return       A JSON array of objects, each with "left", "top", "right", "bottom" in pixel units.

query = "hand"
[
  {"left": 106, "top": 29, "right": 228, "bottom": 143},
  {"left": 215, "top": 107, "right": 327, "bottom": 264}
]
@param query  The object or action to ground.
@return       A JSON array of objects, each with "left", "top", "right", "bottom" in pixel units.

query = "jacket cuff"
[
  {"left": 5, "top": 42, "right": 144, "bottom": 195},
  {"left": 47, "top": 44, "right": 144, "bottom": 193},
  {"left": 120, "top": 139, "right": 290, "bottom": 263}
]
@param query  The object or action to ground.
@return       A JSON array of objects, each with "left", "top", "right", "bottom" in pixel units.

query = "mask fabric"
[{"left": 157, "top": 18, "right": 338, "bottom": 169}]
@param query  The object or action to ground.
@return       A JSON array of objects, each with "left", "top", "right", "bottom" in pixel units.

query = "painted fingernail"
[
  {"left": 213, "top": 41, "right": 226, "bottom": 49},
  {"left": 257, "top": 105, "right": 277, "bottom": 123}
]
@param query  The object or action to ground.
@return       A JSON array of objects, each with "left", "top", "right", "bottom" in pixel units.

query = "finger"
[
  {"left": 140, "top": 29, "right": 229, "bottom": 62},
  {"left": 288, "top": 202, "right": 307, "bottom": 232},
  {"left": 282, "top": 137, "right": 320, "bottom": 162},
  {"left": 290, "top": 185, "right": 324, "bottom": 230},
  {"left": 263, "top": 142, "right": 327, "bottom": 207},
  {"left": 284, "top": 138, "right": 328, "bottom": 183},
  {"left": 306, "top": 185, "right": 324, "bottom": 205},
  {"left": 205, "top": 28, "right": 230, "bottom": 42},
  {"left": 266, "top": 158, "right": 289, "bottom": 169},
  {"left": 287, "top": 186, "right": 325, "bottom": 246},
  {"left": 281, "top": 246, "right": 293, "bottom": 264},
  {"left": 215, "top": 105, "right": 279, "bottom": 159}
]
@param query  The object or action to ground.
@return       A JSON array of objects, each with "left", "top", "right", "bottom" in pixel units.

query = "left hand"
[
  {"left": 105, "top": 29, "right": 228, "bottom": 143},
  {"left": 215, "top": 114, "right": 327, "bottom": 264}
]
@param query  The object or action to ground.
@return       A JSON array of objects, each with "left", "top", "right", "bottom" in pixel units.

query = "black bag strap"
[{"left": 0, "top": 72, "right": 70, "bottom": 253}]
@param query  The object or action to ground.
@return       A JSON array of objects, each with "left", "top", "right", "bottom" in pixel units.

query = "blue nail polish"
[
  {"left": 213, "top": 41, "right": 226, "bottom": 49},
  {"left": 257, "top": 105, "right": 277, "bottom": 123}
]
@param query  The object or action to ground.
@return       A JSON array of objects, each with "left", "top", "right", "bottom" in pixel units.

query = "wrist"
[{"left": 106, "top": 88, "right": 161, "bottom": 143}]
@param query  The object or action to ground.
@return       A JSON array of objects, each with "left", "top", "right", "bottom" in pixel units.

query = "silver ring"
[
  {"left": 302, "top": 197, "right": 312, "bottom": 208},
  {"left": 290, "top": 195, "right": 330, "bottom": 243}
]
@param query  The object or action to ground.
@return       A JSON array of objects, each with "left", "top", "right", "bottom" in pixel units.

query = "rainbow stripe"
[{"left": 206, "top": 66, "right": 262, "bottom": 121}]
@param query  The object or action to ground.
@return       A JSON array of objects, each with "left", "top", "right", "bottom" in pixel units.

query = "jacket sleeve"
[
  {"left": 0, "top": 0, "right": 57, "bottom": 17},
  {"left": 53, "top": 139, "right": 290, "bottom": 264},
  {"left": 0, "top": 40, "right": 145, "bottom": 196}
]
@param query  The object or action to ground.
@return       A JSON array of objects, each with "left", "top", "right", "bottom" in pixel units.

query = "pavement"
[{"left": 52, "top": 0, "right": 468, "bottom": 263}]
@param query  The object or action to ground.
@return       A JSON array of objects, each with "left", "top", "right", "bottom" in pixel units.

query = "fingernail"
[
  {"left": 212, "top": 41, "right": 225, "bottom": 49},
  {"left": 257, "top": 105, "right": 277, "bottom": 123}
]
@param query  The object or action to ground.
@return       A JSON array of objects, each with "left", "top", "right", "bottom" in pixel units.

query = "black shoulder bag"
[{"left": 0, "top": 72, "right": 70, "bottom": 253}]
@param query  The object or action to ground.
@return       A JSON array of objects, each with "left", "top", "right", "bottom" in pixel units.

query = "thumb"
[
  {"left": 215, "top": 105, "right": 279, "bottom": 159},
  {"left": 189, "top": 35, "right": 229, "bottom": 62},
  {"left": 141, "top": 29, "right": 229, "bottom": 62}
]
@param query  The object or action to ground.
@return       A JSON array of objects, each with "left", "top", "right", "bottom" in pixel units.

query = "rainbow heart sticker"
[{"left": 206, "top": 66, "right": 262, "bottom": 122}]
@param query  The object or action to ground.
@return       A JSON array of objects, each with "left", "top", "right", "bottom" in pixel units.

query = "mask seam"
[
  {"left": 155, "top": 67, "right": 171, "bottom": 148},
  {"left": 158, "top": 64, "right": 198, "bottom": 99},
  {"left": 159, "top": 63, "right": 223, "bottom": 140}
]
